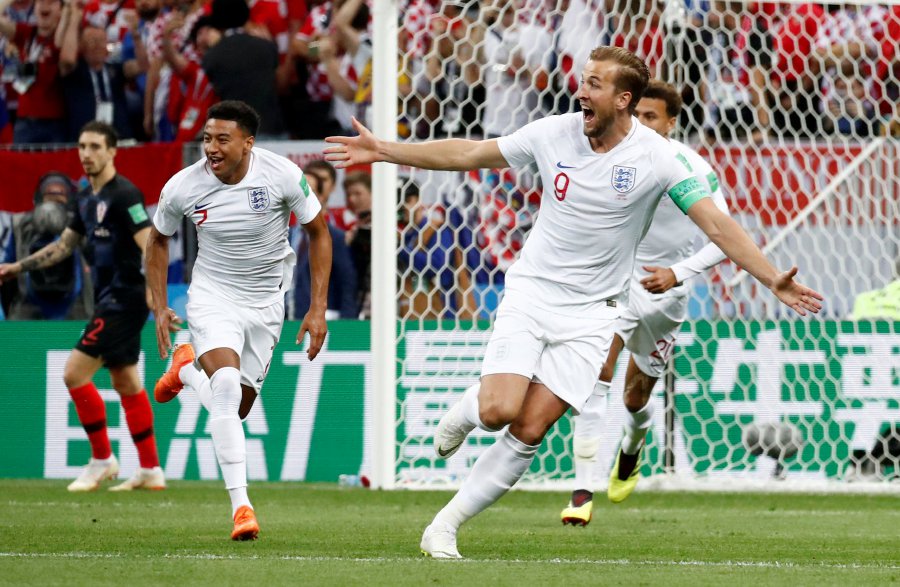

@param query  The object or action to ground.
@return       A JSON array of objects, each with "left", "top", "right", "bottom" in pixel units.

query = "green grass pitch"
[{"left": 2, "top": 480, "right": 899, "bottom": 585}]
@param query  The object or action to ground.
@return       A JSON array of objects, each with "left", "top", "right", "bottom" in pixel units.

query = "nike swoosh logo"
[
  {"left": 256, "top": 376, "right": 265, "bottom": 383},
  {"left": 194, "top": 203, "right": 209, "bottom": 210},
  {"left": 556, "top": 161, "right": 576, "bottom": 169},
  {"left": 437, "top": 443, "right": 460, "bottom": 457}
]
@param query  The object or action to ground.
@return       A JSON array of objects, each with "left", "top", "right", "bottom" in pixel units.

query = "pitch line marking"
[{"left": 2, "top": 552, "right": 899, "bottom": 570}]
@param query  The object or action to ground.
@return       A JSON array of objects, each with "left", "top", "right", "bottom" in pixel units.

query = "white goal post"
[{"left": 370, "top": 0, "right": 900, "bottom": 491}]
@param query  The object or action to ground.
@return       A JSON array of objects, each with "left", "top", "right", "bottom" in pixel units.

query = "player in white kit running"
[
  {"left": 560, "top": 80, "right": 732, "bottom": 527},
  {"left": 145, "top": 101, "right": 332, "bottom": 541},
  {"left": 325, "top": 47, "right": 822, "bottom": 559}
]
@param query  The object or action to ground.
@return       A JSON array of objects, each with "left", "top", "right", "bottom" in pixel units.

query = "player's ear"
[
  {"left": 245, "top": 135, "right": 255, "bottom": 152},
  {"left": 616, "top": 90, "right": 632, "bottom": 112}
]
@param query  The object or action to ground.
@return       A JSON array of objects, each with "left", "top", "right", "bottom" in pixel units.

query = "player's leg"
[
  {"left": 213, "top": 298, "right": 281, "bottom": 541},
  {"left": 608, "top": 292, "right": 683, "bottom": 503},
  {"left": 93, "top": 308, "right": 165, "bottom": 492},
  {"left": 561, "top": 334, "right": 624, "bottom": 526},
  {"left": 433, "top": 374, "right": 529, "bottom": 458},
  {"left": 108, "top": 363, "right": 166, "bottom": 491},
  {"left": 433, "top": 304, "right": 543, "bottom": 459},
  {"left": 422, "top": 381, "right": 567, "bottom": 558},
  {"left": 199, "top": 347, "right": 259, "bottom": 540},
  {"left": 608, "top": 356, "right": 657, "bottom": 503},
  {"left": 63, "top": 348, "right": 116, "bottom": 492}
]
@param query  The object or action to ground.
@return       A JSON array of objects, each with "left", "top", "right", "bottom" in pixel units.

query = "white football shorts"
[
  {"left": 481, "top": 298, "right": 617, "bottom": 413},
  {"left": 616, "top": 285, "right": 688, "bottom": 378},
  {"left": 186, "top": 292, "right": 284, "bottom": 393}
]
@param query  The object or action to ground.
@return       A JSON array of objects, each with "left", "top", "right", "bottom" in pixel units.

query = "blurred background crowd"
[{"left": 1, "top": 0, "right": 899, "bottom": 323}]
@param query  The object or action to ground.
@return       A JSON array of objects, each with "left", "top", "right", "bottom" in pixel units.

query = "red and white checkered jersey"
[
  {"left": 83, "top": 0, "right": 136, "bottom": 42},
  {"left": 297, "top": 2, "right": 334, "bottom": 102}
]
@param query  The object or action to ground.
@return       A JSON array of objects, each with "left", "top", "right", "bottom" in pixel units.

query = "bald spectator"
[{"left": 60, "top": 24, "right": 136, "bottom": 140}]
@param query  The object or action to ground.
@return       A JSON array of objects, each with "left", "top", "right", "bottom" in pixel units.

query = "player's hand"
[
  {"left": 771, "top": 266, "right": 824, "bottom": 316},
  {"left": 323, "top": 117, "right": 380, "bottom": 169},
  {"left": 154, "top": 307, "right": 182, "bottom": 358},
  {"left": 0, "top": 262, "right": 22, "bottom": 285},
  {"left": 297, "top": 310, "right": 327, "bottom": 361},
  {"left": 640, "top": 265, "right": 679, "bottom": 294}
]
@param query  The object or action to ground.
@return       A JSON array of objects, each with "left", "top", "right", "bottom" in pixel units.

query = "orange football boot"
[
  {"left": 154, "top": 343, "right": 196, "bottom": 403},
  {"left": 231, "top": 506, "right": 260, "bottom": 541}
]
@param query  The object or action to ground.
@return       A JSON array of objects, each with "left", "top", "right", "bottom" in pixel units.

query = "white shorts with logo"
[
  {"left": 481, "top": 298, "right": 617, "bottom": 413},
  {"left": 616, "top": 285, "right": 688, "bottom": 378},
  {"left": 187, "top": 291, "right": 285, "bottom": 393}
]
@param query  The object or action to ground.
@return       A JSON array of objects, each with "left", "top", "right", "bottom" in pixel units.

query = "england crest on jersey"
[
  {"left": 248, "top": 187, "right": 270, "bottom": 212},
  {"left": 611, "top": 166, "right": 636, "bottom": 193}
]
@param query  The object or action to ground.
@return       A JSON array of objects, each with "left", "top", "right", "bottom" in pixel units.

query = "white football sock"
[
  {"left": 208, "top": 367, "right": 251, "bottom": 515},
  {"left": 572, "top": 381, "right": 609, "bottom": 491},
  {"left": 432, "top": 430, "right": 539, "bottom": 530},
  {"left": 622, "top": 400, "right": 655, "bottom": 455},
  {"left": 228, "top": 486, "right": 251, "bottom": 517},
  {"left": 458, "top": 382, "right": 495, "bottom": 432},
  {"left": 180, "top": 363, "right": 212, "bottom": 411}
]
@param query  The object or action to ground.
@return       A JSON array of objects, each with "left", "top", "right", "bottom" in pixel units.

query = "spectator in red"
[
  {"left": 0, "top": 0, "right": 66, "bottom": 144},
  {"left": 290, "top": 0, "right": 339, "bottom": 138},
  {"left": 1, "top": 0, "right": 36, "bottom": 138},
  {"left": 161, "top": 13, "right": 218, "bottom": 141},
  {"left": 142, "top": 0, "right": 207, "bottom": 140},
  {"left": 316, "top": 0, "right": 367, "bottom": 134}
]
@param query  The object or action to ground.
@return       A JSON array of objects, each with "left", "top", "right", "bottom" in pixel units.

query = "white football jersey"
[
  {"left": 633, "top": 138, "right": 729, "bottom": 297},
  {"left": 154, "top": 147, "right": 322, "bottom": 306},
  {"left": 497, "top": 113, "right": 709, "bottom": 317}
]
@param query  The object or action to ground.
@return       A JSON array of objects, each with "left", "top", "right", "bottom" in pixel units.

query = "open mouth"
[
  {"left": 208, "top": 156, "right": 224, "bottom": 171},
  {"left": 582, "top": 106, "right": 596, "bottom": 125}
]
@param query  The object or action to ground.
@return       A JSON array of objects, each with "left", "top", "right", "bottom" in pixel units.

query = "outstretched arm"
[
  {"left": 686, "top": 198, "right": 823, "bottom": 315},
  {"left": 0, "top": 227, "right": 82, "bottom": 283},
  {"left": 296, "top": 213, "right": 332, "bottom": 360},
  {"left": 145, "top": 226, "right": 179, "bottom": 358},
  {"left": 641, "top": 240, "right": 727, "bottom": 294},
  {"left": 324, "top": 117, "right": 509, "bottom": 171}
]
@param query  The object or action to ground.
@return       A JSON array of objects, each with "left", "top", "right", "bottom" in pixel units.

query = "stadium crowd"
[{"left": 1, "top": 0, "right": 898, "bottom": 321}]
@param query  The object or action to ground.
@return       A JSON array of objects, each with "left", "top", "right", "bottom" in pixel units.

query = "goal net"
[{"left": 381, "top": 0, "right": 900, "bottom": 490}]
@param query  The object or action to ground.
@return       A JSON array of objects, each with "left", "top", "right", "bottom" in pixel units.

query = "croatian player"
[
  {"left": 560, "top": 80, "right": 730, "bottom": 526},
  {"left": 325, "top": 47, "right": 822, "bottom": 559},
  {"left": 0, "top": 121, "right": 166, "bottom": 493},
  {"left": 145, "top": 101, "right": 332, "bottom": 541}
]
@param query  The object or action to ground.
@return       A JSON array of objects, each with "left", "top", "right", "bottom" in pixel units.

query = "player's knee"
[
  {"left": 508, "top": 420, "right": 550, "bottom": 446},
  {"left": 573, "top": 436, "right": 600, "bottom": 461},
  {"left": 623, "top": 390, "right": 647, "bottom": 413},
  {"left": 478, "top": 395, "right": 518, "bottom": 429},
  {"left": 110, "top": 374, "right": 142, "bottom": 396},
  {"left": 210, "top": 367, "right": 242, "bottom": 416},
  {"left": 63, "top": 366, "right": 90, "bottom": 390}
]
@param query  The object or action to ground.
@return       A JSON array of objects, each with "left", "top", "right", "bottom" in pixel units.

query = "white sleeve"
[
  {"left": 496, "top": 117, "right": 551, "bottom": 168},
  {"left": 152, "top": 175, "right": 186, "bottom": 236},
  {"left": 284, "top": 165, "right": 322, "bottom": 224}
]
